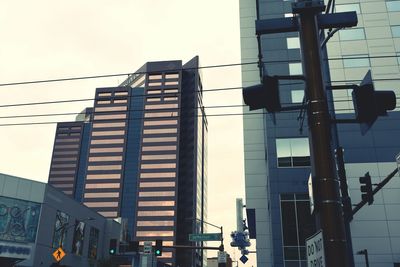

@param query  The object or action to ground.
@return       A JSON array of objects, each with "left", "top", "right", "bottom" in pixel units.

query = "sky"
[{"left": 0, "top": 0, "right": 256, "bottom": 265}]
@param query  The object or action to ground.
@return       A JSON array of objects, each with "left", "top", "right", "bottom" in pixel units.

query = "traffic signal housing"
[
  {"left": 352, "top": 70, "right": 396, "bottom": 135},
  {"left": 109, "top": 239, "right": 117, "bottom": 255},
  {"left": 359, "top": 172, "right": 374, "bottom": 205},
  {"left": 242, "top": 75, "right": 281, "bottom": 112},
  {"left": 154, "top": 239, "right": 163, "bottom": 256}
]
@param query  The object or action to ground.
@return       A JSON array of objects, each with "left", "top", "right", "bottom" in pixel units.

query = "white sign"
[
  {"left": 143, "top": 241, "right": 152, "bottom": 254},
  {"left": 218, "top": 251, "right": 227, "bottom": 263},
  {"left": 306, "top": 230, "right": 325, "bottom": 267},
  {"left": 0, "top": 241, "right": 32, "bottom": 259}
]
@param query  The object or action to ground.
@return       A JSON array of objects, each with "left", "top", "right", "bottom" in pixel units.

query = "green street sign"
[{"left": 189, "top": 233, "right": 222, "bottom": 241}]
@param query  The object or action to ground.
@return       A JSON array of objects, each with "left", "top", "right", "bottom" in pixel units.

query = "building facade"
[
  {"left": 47, "top": 57, "right": 208, "bottom": 267},
  {"left": 239, "top": 0, "right": 400, "bottom": 266},
  {"left": 0, "top": 173, "right": 120, "bottom": 267}
]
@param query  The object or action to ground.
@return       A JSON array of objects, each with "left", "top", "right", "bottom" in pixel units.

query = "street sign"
[
  {"left": 306, "top": 230, "right": 325, "bottom": 267},
  {"left": 218, "top": 251, "right": 227, "bottom": 263},
  {"left": 52, "top": 247, "right": 66, "bottom": 262},
  {"left": 308, "top": 173, "right": 315, "bottom": 214},
  {"left": 143, "top": 241, "right": 152, "bottom": 254},
  {"left": 240, "top": 255, "right": 248, "bottom": 264},
  {"left": 189, "top": 233, "right": 222, "bottom": 242}
]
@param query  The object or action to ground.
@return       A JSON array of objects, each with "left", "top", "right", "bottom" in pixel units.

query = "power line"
[{"left": 1, "top": 54, "right": 400, "bottom": 87}]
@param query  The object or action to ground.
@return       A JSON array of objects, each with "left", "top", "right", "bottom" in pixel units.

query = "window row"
[
  {"left": 140, "top": 172, "right": 176, "bottom": 178},
  {"left": 97, "top": 91, "right": 128, "bottom": 97},
  {"left": 85, "top": 183, "right": 120, "bottom": 189},
  {"left": 141, "top": 163, "right": 177, "bottom": 169},
  {"left": 137, "top": 220, "right": 174, "bottom": 226},
  {"left": 139, "top": 182, "right": 176, "bottom": 188},
  {"left": 138, "top": 201, "right": 175, "bottom": 207},
  {"left": 137, "top": 210, "right": 174, "bottom": 217},
  {"left": 96, "top": 99, "right": 128, "bottom": 105},
  {"left": 138, "top": 191, "right": 175, "bottom": 197}
]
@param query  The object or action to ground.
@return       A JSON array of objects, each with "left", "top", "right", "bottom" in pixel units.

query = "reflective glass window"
[
  {"left": 84, "top": 192, "right": 119, "bottom": 198},
  {"left": 165, "top": 73, "right": 179, "bottom": 79},
  {"left": 55, "top": 138, "right": 80, "bottom": 143},
  {"left": 98, "top": 92, "right": 112, "bottom": 97},
  {"left": 143, "top": 120, "right": 178, "bottom": 126},
  {"left": 392, "top": 26, "right": 400, "bottom": 37},
  {"left": 137, "top": 210, "right": 174, "bottom": 216},
  {"left": 141, "top": 154, "right": 176, "bottom": 160},
  {"left": 145, "top": 104, "right": 179, "bottom": 110},
  {"left": 145, "top": 112, "right": 178, "bottom": 118},
  {"left": 88, "top": 165, "right": 122, "bottom": 171},
  {"left": 287, "top": 37, "right": 300, "bottom": 49},
  {"left": 93, "top": 122, "right": 126, "bottom": 128},
  {"left": 93, "top": 114, "right": 127, "bottom": 120},
  {"left": 335, "top": 3, "right": 361, "bottom": 13},
  {"left": 276, "top": 138, "right": 310, "bottom": 167},
  {"left": 140, "top": 171, "right": 176, "bottom": 179},
  {"left": 90, "top": 139, "right": 124, "bottom": 145},
  {"left": 164, "top": 89, "right": 179, "bottom": 94},
  {"left": 149, "top": 74, "right": 162, "bottom": 80},
  {"left": 289, "top": 63, "right": 302, "bottom": 75},
  {"left": 137, "top": 221, "right": 174, "bottom": 226},
  {"left": 114, "top": 91, "right": 128, "bottom": 96},
  {"left": 138, "top": 201, "right": 175, "bottom": 207},
  {"left": 136, "top": 231, "right": 174, "bottom": 237},
  {"left": 53, "top": 151, "right": 79, "bottom": 155},
  {"left": 291, "top": 90, "right": 304, "bottom": 103},
  {"left": 51, "top": 163, "right": 76, "bottom": 168},
  {"left": 387, "top": 1, "right": 400, "bottom": 12},
  {"left": 164, "top": 96, "right": 178, "bottom": 101},
  {"left": 85, "top": 202, "right": 119, "bottom": 208},
  {"left": 147, "top": 90, "right": 162, "bottom": 95},
  {"left": 139, "top": 182, "right": 175, "bottom": 188},
  {"left": 97, "top": 100, "right": 111, "bottom": 105},
  {"left": 339, "top": 28, "right": 365, "bottom": 40},
  {"left": 131, "top": 75, "right": 146, "bottom": 87},
  {"left": 114, "top": 99, "right": 128, "bottom": 104},
  {"left": 89, "top": 156, "right": 123, "bottom": 162},
  {"left": 52, "top": 157, "right": 77, "bottom": 162},
  {"left": 141, "top": 163, "right": 176, "bottom": 169},
  {"left": 142, "top": 146, "right": 177, "bottom": 152},
  {"left": 50, "top": 170, "right": 76, "bottom": 175},
  {"left": 139, "top": 191, "right": 175, "bottom": 197},
  {"left": 86, "top": 174, "right": 121, "bottom": 180},
  {"left": 143, "top": 137, "right": 177, "bottom": 143},
  {"left": 143, "top": 128, "right": 177, "bottom": 134},
  {"left": 92, "top": 130, "right": 125, "bottom": 136},
  {"left": 165, "top": 81, "right": 178, "bottom": 86},
  {"left": 54, "top": 144, "right": 80, "bottom": 149},
  {"left": 147, "top": 97, "right": 161, "bottom": 102},
  {"left": 343, "top": 55, "right": 370, "bottom": 68},
  {"left": 49, "top": 177, "right": 75, "bottom": 182},
  {"left": 90, "top": 147, "right": 123, "bottom": 153},
  {"left": 85, "top": 183, "right": 120, "bottom": 189},
  {"left": 148, "top": 82, "right": 162, "bottom": 87},
  {"left": 94, "top": 106, "right": 127, "bottom": 112}
]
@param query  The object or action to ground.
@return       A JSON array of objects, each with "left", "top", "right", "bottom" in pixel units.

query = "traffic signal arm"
[{"left": 352, "top": 168, "right": 399, "bottom": 216}]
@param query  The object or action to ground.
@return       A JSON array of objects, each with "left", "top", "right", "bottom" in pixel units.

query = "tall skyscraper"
[
  {"left": 48, "top": 56, "right": 208, "bottom": 267},
  {"left": 240, "top": 1, "right": 400, "bottom": 266}
]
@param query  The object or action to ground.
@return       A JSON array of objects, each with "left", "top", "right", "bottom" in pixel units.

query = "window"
[
  {"left": 92, "top": 130, "right": 125, "bottom": 136},
  {"left": 276, "top": 138, "right": 310, "bottom": 167},
  {"left": 280, "top": 194, "right": 316, "bottom": 267},
  {"left": 145, "top": 103, "right": 178, "bottom": 110},
  {"left": 343, "top": 55, "right": 370, "bottom": 68},
  {"left": 289, "top": 63, "right": 302, "bottom": 75},
  {"left": 339, "top": 28, "right": 365, "bottom": 40},
  {"left": 142, "top": 145, "right": 177, "bottom": 151},
  {"left": 85, "top": 202, "right": 119, "bottom": 208},
  {"left": 84, "top": 192, "right": 119, "bottom": 198},
  {"left": 149, "top": 74, "right": 162, "bottom": 80},
  {"left": 141, "top": 154, "right": 176, "bottom": 160},
  {"left": 138, "top": 201, "right": 175, "bottom": 207},
  {"left": 148, "top": 82, "right": 162, "bottom": 87},
  {"left": 287, "top": 37, "right": 300, "bottom": 49},
  {"left": 90, "top": 147, "right": 123, "bottom": 153},
  {"left": 165, "top": 73, "right": 179, "bottom": 79},
  {"left": 114, "top": 91, "right": 128, "bottom": 96},
  {"left": 143, "top": 120, "right": 178, "bottom": 126},
  {"left": 94, "top": 106, "right": 127, "bottom": 112},
  {"left": 139, "top": 191, "right": 175, "bottom": 197},
  {"left": 137, "top": 210, "right": 175, "bottom": 217},
  {"left": 391, "top": 25, "right": 400, "bottom": 37},
  {"left": 144, "top": 112, "right": 178, "bottom": 118},
  {"left": 90, "top": 139, "right": 124, "bottom": 145},
  {"left": 87, "top": 165, "right": 122, "bottom": 171},
  {"left": 387, "top": 1, "right": 400, "bottom": 12},
  {"left": 140, "top": 172, "right": 176, "bottom": 178},
  {"left": 86, "top": 174, "right": 121, "bottom": 180},
  {"left": 136, "top": 231, "right": 174, "bottom": 237},
  {"left": 85, "top": 183, "right": 120, "bottom": 189},
  {"left": 291, "top": 90, "right": 304, "bottom": 103},
  {"left": 98, "top": 211, "right": 118, "bottom": 217},
  {"left": 88, "top": 156, "right": 123, "bottom": 162},
  {"left": 93, "top": 114, "right": 127, "bottom": 120},
  {"left": 143, "top": 137, "right": 177, "bottom": 143},
  {"left": 139, "top": 182, "right": 175, "bottom": 188},
  {"left": 335, "top": 3, "right": 361, "bottom": 14},
  {"left": 141, "top": 163, "right": 176, "bottom": 169},
  {"left": 137, "top": 221, "right": 174, "bottom": 226},
  {"left": 143, "top": 128, "right": 177, "bottom": 134},
  {"left": 93, "top": 122, "right": 126, "bottom": 128}
]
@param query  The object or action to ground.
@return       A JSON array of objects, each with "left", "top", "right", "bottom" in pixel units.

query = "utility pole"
[{"left": 294, "top": 1, "right": 348, "bottom": 266}]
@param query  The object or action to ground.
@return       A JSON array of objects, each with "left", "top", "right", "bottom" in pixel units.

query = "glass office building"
[
  {"left": 239, "top": 0, "right": 400, "bottom": 266},
  {"left": 48, "top": 57, "right": 208, "bottom": 267}
]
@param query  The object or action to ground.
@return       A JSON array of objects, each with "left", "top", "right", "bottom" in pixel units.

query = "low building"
[{"left": 0, "top": 173, "right": 120, "bottom": 267}]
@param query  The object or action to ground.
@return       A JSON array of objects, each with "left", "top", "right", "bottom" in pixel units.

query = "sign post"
[
  {"left": 306, "top": 230, "right": 326, "bottom": 267},
  {"left": 189, "top": 233, "right": 222, "bottom": 242}
]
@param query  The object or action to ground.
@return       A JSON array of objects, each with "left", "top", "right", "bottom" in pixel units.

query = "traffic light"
[
  {"left": 242, "top": 75, "right": 281, "bottom": 112},
  {"left": 154, "top": 239, "right": 162, "bottom": 256},
  {"left": 352, "top": 70, "right": 396, "bottom": 135},
  {"left": 359, "top": 172, "right": 374, "bottom": 205},
  {"left": 109, "top": 239, "right": 117, "bottom": 255}
]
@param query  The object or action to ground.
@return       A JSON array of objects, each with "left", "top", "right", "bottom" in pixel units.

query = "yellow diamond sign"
[{"left": 53, "top": 247, "right": 66, "bottom": 262}]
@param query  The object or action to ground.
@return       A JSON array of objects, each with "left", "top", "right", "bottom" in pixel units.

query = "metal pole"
[
  {"left": 297, "top": 4, "right": 348, "bottom": 266},
  {"left": 364, "top": 250, "right": 370, "bottom": 267}
]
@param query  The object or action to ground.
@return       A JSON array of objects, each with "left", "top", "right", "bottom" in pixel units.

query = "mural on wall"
[
  {"left": 52, "top": 210, "right": 69, "bottom": 248},
  {"left": 0, "top": 196, "right": 41, "bottom": 243},
  {"left": 88, "top": 227, "right": 99, "bottom": 259},
  {"left": 71, "top": 220, "right": 85, "bottom": 255}
]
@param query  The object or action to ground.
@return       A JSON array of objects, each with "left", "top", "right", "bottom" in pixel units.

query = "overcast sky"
[{"left": 0, "top": 0, "right": 256, "bottom": 265}]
